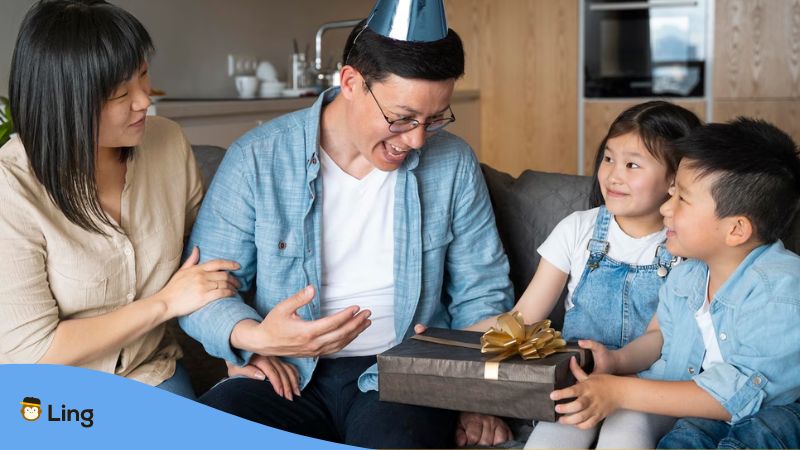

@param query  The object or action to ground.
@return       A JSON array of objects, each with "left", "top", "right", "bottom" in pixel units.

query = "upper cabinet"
[
  {"left": 446, "top": 0, "right": 579, "bottom": 177},
  {"left": 713, "top": 0, "right": 800, "bottom": 99}
]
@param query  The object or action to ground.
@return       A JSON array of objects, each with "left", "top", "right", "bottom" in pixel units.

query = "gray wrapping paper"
[{"left": 377, "top": 328, "right": 593, "bottom": 421}]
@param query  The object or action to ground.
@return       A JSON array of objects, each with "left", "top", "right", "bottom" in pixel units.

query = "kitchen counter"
[
  {"left": 153, "top": 89, "right": 480, "bottom": 120},
  {"left": 154, "top": 89, "right": 481, "bottom": 151}
]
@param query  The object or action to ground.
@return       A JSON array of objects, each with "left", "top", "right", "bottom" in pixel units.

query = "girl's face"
[
  {"left": 97, "top": 64, "right": 151, "bottom": 152},
  {"left": 597, "top": 132, "right": 671, "bottom": 223}
]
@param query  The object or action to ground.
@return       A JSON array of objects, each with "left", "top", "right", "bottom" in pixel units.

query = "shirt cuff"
[
  {"left": 178, "top": 297, "right": 263, "bottom": 366},
  {"left": 693, "top": 363, "right": 768, "bottom": 422}
]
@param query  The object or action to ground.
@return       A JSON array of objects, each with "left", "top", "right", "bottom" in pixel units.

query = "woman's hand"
[
  {"left": 226, "top": 354, "right": 301, "bottom": 401},
  {"left": 158, "top": 246, "right": 241, "bottom": 319},
  {"left": 550, "top": 356, "right": 622, "bottom": 429}
]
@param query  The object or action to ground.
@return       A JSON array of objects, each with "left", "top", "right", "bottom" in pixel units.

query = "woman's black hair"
[
  {"left": 342, "top": 19, "right": 465, "bottom": 85},
  {"left": 588, "top": 101, "right": 702, "bottom": 207},
  {"left": 9, "top": 0, "right": 154, "bottom": 234}
]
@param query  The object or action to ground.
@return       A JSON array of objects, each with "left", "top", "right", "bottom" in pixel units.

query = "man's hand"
[
  {"left": 550, "top": 357, "right": 621, "bottom": 429},
  {"left": 455, "top": 412, "right": 512, "bottom": 447},
  {"left": 231, "top": 285, "right": 372, "bottom": 357},
  {"left": 226, "top": 354, "right": 301, "bottom": 401},
  {"left": 576, "top": 339, "right": 618, "bottom": 374}
]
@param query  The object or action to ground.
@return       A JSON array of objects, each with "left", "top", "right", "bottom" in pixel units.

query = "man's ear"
[
  {"left": 724, "top": 215, "right": 754, "bottom": 247},
  {"left": 338, "top": 65, "right": 362, "bottom": 99}
]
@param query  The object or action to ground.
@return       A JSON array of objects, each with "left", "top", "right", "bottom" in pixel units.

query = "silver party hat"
[{"left": 365, "top": 0, "right": 448, "bottom": 42}]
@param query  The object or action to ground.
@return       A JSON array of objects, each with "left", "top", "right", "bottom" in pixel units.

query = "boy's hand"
[
  {"left": 577, "top": 339, "right": 618, "bottom": 374},
  {"left": 550, "top": 356, "right": 621, "bottom": 429}
]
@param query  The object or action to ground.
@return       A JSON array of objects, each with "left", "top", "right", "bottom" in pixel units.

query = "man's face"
[
  {"left": 660, "top": 160, "right": 724, "bottom": 260},
  {"left": 351, "top": 74, "right": 455, "bottom": 172}
]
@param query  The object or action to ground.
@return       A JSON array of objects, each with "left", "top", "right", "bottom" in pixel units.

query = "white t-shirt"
[
  {"left": 697, "top": 272, "right": 724, "bottom": 371},
  {"left": 319, "top": 149, "right": 398, "bottom": 358},
  {"left": 537, "top": 207, "right": 668, "bottom": 309}
]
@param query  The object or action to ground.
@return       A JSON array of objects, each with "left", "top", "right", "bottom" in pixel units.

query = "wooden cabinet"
[
  {"left": 713, "top": 0, "right": 800, "bottom": 99},
  {"left": 714, "top": 99, "right": 800, "bottom": 139},
  {"left": 446, "top": 0, "right": 579, "bottom": 177},
  {"left": 712, "top": 0, "right": 800, "bottom": 145}
]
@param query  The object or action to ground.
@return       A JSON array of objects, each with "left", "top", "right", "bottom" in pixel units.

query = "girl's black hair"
[
  {"left": 589, "top": 101, "right": 702, "bottom": 207},
  {"left": 10, "top": 0, "right": 153, "bottom": 234}
]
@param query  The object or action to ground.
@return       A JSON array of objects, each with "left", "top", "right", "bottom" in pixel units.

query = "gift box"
[{"left": 377, "top": 326, "right": 592, "bottom": 422}]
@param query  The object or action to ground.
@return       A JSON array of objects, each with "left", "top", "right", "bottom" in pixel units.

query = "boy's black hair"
[
  {"left": 10, "top": 0, "right": 153, "bottom": 235},
  {"left": 589, "top": 101, "right": 702, "bottom": 207},
  {"left": 342, "top": 19, "right": 464, "bottom": 85},
  {"left": 675, "top": 117, "right": 800, "bottom": 243}
]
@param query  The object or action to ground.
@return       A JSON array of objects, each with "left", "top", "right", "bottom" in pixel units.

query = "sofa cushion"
[{"left": 481, "top": 165, "right": 592, "bottom": 330}]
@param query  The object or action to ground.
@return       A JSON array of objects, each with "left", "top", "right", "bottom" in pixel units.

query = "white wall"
[{"left": 0, "top": 0, "right": 372, "bottom": 98}]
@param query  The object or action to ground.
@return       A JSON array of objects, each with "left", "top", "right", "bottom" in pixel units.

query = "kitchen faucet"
[{"left": 314, "top": 19, "right": 363, "bottom": 72}]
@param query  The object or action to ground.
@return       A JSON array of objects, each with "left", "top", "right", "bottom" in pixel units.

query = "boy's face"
[{"left": 660, "top": 160, "right": 725, "bottom": 260}]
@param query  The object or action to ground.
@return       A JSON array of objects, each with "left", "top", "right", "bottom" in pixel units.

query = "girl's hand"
[
  {"left": 550, "top": 356, "right": 621, "bottom": 429},
  {"left": 577, "top": 339, "right": 618, "bottom": 374},
  {"left": 158, "top": 247, "right": 241, "bottom": 319},
  {"left": 226, "top": 354, "right": 301, "bottom": 401}
]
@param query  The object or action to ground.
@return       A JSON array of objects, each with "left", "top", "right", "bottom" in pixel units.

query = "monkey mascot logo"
[{"left": 20, "top": 397, "right": 42, "bottom": 421}]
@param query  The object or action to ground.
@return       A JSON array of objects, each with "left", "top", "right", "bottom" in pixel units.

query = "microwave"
[{"left": 583, "top": 0, "right": 708, "bottom": 98}]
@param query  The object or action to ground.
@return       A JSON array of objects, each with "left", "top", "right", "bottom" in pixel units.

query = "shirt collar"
[{"left": 675, "top": 243, "right": 773, "bottom": 311}]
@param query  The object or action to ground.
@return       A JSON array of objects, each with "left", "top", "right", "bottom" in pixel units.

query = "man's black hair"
[{"left": 342, "top": 19, "right": 464, "bottom": 84}]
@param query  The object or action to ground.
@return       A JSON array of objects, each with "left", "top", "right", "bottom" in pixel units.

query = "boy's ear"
[{"left": 724, "top": 215, "right": 755, "bottom": 247}]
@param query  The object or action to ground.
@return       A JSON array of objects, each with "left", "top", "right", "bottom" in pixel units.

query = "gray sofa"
[{"left": 181, "top": 145, "right": 800, "bottom": 436}]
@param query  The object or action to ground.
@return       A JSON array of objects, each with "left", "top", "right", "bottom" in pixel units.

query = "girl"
[
  {"left": 0, "top": 0, "right": 240, "bottom": 399},
  {"left": 469, "top": 101, "right": 702, "bottom": 448}
]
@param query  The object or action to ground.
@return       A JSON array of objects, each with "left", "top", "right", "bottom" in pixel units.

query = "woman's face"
[{"left": 97, "top": 64, "right": 151, "bottom": 151}]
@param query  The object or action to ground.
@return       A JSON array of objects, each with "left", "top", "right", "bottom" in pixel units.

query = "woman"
[{"left": 0, "top": 0, "right": 238, "bottom": 399}]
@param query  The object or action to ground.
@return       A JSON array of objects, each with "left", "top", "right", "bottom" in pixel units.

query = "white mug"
[{"left": 235, "top": 75, "right": 259, "bottom": 99}]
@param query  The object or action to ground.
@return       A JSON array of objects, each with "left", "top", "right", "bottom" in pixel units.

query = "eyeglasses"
[{"left": 365, "top": 83, "right": 456, "bottom": 133}]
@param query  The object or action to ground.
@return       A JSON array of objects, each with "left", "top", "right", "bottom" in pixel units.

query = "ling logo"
[
  {"left": 20, "top": 397, "right": 42, "bottom": 421},
  {"left": 19, "top": 396, "right": 94, "bottom": 427}
]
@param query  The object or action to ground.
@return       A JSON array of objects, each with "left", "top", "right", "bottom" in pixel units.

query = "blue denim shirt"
[
  {"left": 640, "top": 241, "right": 800, "bottom": 422},
  {"left": 179, "top": 88, "right": 513, "bottom": 392}
]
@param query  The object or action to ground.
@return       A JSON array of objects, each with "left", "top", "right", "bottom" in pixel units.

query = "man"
[{"left": 180, "top": 0, "right": 513, "bottom": 447}]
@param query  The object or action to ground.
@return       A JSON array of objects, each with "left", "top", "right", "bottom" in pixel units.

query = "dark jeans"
[
  {"left": 200, "top": 355, "right": 458, "bottom": 449},
  {"left": 658, "top": 401, "right": 800, "bottom": 449}
]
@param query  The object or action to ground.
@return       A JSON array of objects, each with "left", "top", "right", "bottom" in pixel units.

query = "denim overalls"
[{"left": 561, "top": 206, "right": 675, "bottom": 349}]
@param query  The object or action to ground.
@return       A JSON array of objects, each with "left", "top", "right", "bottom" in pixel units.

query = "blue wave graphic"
[{"left": 1, "top": 365, "right": 365, "bottom": 449}]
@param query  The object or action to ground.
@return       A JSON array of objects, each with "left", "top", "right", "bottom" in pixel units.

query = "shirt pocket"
[
  {"left": 423, "top": 229, "right": 454, "bottom": 252},
  {"left": 47, "top": 262, "right": 110, "bottom": 318},
  {"left": 139, "top": 214, "right": 184, "bottom": 296},
  {"left": 254, "top": 221, "right": 307, "bottom": 304}
]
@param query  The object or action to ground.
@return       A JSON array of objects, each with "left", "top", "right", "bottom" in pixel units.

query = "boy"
[{"left": 549, "top": 118, "right": 800, "bottom": 448}]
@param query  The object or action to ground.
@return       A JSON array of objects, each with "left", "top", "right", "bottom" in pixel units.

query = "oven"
[{"left": 583, "top": 0, "right": 708, "bottom": 98}]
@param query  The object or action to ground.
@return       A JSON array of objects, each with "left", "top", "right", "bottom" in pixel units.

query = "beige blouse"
[{"left": 0, "top": 116, "right": 203, "bottom": 385}]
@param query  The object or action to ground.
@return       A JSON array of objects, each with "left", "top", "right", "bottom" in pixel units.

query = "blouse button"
[
  {"left": 719, "top": 332, "right": 727, "bottom": 341},
  {"left": 753, "top": 376, "right": 763, "bottom": 385},
  {"left": 126, "top": 293, "right": 135, "bottom": 301},
  {"left": 124, "top": 247, "right": 132, "bottom": 256},
  {"left": 310, "top": 157, "right": 318, "bottom": 165},
  {"left": 688, "top": 367, "right": 695, "bottom": 375},
  {"left": 278, "top": 241, "right": 287, "bottom": 250}
]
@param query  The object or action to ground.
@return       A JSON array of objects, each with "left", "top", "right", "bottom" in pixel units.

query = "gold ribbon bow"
[{"left": 481, "top": 312, "right": 567, "bottom": 361}]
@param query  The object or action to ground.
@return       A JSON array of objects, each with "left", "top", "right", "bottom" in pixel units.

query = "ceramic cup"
[{"left": 235, "top": 75, "right": 259, "bottom": 99}]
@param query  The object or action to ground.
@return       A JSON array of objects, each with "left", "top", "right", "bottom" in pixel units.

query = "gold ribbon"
[{"left": 481, "top": 312, "right": 568, "bottom": 361}]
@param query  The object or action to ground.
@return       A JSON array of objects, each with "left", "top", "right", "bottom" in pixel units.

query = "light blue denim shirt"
[
  {"left": 640, "top": 241, "right": 800, "bottom": 422},
  {"left": 179, "top": 88, "right": 513, "bottom": 392}
]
